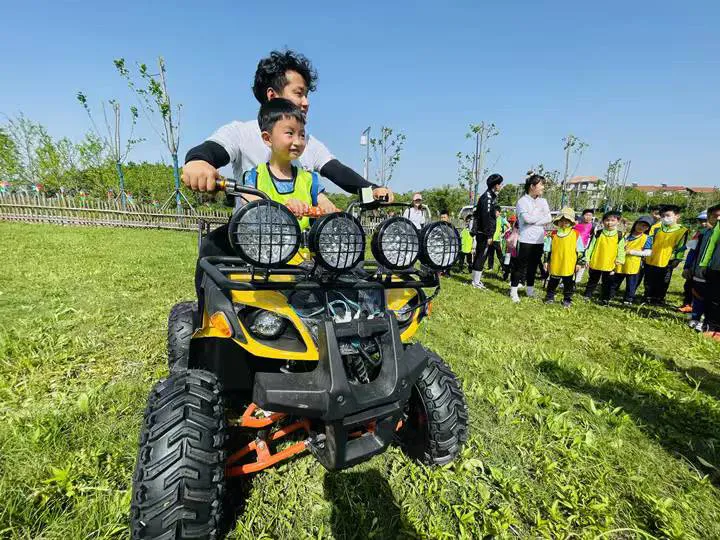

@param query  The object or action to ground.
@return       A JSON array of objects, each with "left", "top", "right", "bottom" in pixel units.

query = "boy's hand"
[
  {"left": 285, "top": 198, "right": 309, "bottom": 217},
  {"left": 317, "top": 193, "right": 340, "bottom": 214},
  {"left": 182, "top": 160, "right": 219, "bottom": 192},
  {"left": 575, "top": 264, "right": 580, "bottom": 273},
  {"left": 543, "top": 262, "right": 548, "bottom": 272},
  {"left": 373, "top": 187, "right": 394, "bottom": 203}
]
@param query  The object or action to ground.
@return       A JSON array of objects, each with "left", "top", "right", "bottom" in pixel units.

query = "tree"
[
  {"left": 1, "top": 114, "right": 47, "bottom": 191},
  {"left": 369, "top": 127, "right": 405, "bottom": 186},
  {"left": 559, "top": 134, "right": 589, "bottom": 207},
  {"left": 35, "top": 135, "right": 79, "bottom": 195},
  {"left": 0, "top": 127, "right": 20, "bottom": 186},
  {"left": 115, "top": 57, "right": 186, "bottom": 211},
  {"left": 456, "top": 123, "right": 499, "bottom": 204},
  {"left": 623, "top": 188, "right": 647, "bottom": 212},
  {"left": 77, "top": 91, "right": 142, "bottom": 208}
]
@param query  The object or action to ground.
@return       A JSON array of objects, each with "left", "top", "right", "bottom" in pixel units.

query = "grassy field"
[{"left": 1, "top": 222, "right": 719, "bottom": 539}]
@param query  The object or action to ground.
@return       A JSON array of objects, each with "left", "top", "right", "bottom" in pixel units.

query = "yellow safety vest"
[
  {"left": 589, "top": 231, "right": 620, "bottom": 272},
  {"left": 461, "top": 228, "right": 473, "bottom": 253},
  {"left": 549, "top": 229, "right": 579, "bottom": 277},
  {"left": 616, "top": 234, "right": 647, "bottom": 275},
  {"left": 255, "top": 162, "right": 314, "bottom": 231},
  {"left": 646, "top": 225, "right": 687, "bottom": 268}
]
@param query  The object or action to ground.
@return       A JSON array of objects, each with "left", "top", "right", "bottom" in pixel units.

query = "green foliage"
[
  {"left": 369, "top": 126, "right": 406, "bottom": 186},
  {"left": 1, "top": 222, "right": 720, "bottom": 538},
  {"left": 0, "top": 127, "right": 20, "bottom": 182}
]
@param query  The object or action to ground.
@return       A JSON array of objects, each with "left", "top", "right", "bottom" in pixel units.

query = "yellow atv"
[{"left": 130, "top": 181, "right": 468, "bottom": 539}]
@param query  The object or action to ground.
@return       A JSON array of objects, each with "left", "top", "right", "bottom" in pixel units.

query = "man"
[
  {"left": 183, "top": 50, "right": 392, "bottom": 206},
  {"left": 470, "top": 173, "right": 504, "bottom": 289},
  {"left": 403, "top": 193, "right": 427, "bottom": 229}
]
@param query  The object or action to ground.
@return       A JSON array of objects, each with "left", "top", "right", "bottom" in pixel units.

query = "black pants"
[
  {"left": 546, "top": 275, "right": 575, "bottom": 302},
  {"left": 584, "top": 269, "right": 613, "bottom": 300},
  {"left": 486, "top": 243, "right": 503, "bottom": 270},
  {"left": 472, "top": 234, "right": 492, "bottom": 271},
  {"left": 511, "top": 242, "right": 544, "bottom": 287},
  {"left": 456, "top": 252, "right": 473, "bottom": 272},
  {"left": 644, "top": 264, "right": 673, "bottom": 303},
  {"left": 610, "top": 273, "right": 641, "bottom": 302},
  {"left": 682, "top": 277, "right": 693, "bottom": 306},
  {"left": 705, "top": 269, "right": 720, "bottom": 331}
]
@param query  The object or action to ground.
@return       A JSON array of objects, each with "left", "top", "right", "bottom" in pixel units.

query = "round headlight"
[
  {"left": 308, "top": 212, "right": 365, "bottom": 271},
  {"left": 371, "top": 217, "right": 420, "bottom": 270},
  {"left": 419, "top": 221, "right": 460, "bottom": 270},
  {"left": 248, "top": 310, "right": 287, "bottom": 339},
  {"left": 227, "top": 200, "right": 300, "bottom": 267}
]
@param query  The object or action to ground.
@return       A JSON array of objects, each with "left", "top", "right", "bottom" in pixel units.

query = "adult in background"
[
  {"left": 470, "top": 173, "right": 504, "bottom": 289},
  {"left": 510, "top": 173, "right": 551, "bottom": 303},
  {"left": 403, "top": 193, "right": 427, "bottom": 229}
]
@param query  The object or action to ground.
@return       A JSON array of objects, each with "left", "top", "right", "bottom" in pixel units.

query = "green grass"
[{"left": 1, "top": 221, "right": 719, "bottom": 539}]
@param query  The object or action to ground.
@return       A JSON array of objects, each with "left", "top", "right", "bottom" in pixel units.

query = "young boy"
[
  {"left": 582, "top": 210, "right": 625, "bottom": 303},
  {"left": 610, "top": 216, "right": 653, "bottom": 304},
  {"left": 679, "top": 211, "right": 709, "bottom": 312},
  {"left": 242, "top": 98, "right": 319, "bottom": 230},
  {"left": 458, "top": 215, "right": 474, "bottom": 272},
  {"left": 502, "top": 215, "right": 519, "bottom": 281},
  {"left": 487, "top": 205, "right": 508, "bottom": 272},
  {"left": 686, "top": 204, "right": 720, "bottom": 332},
  {"left": 543, "top": 207, "right": 584, "bottom": 307},
  {"left": 643, "top": 205, "right": 688, "bottom": 305}
]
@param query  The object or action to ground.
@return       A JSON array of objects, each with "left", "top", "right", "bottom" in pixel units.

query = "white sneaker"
[
  {"left": 688, "top": 320, "right": 700, "bottom": 330},
  {"left": 472, "top": 281, "right": 487, "bottom": 290},
  {"left": 518, "top": 283, "right": 525, "bottom": 290},
  {"left": 510, "top": 288, "right": 520, "bottom": 303},
  {"left": 526, "top": 286, "right": 536, "bottom": 298}
]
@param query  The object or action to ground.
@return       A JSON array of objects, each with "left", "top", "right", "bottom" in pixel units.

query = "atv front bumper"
[{"left": 252, "top": 315, "right": 428, "bottom": 470}]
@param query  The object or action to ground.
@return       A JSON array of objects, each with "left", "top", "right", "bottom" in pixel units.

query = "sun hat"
[
  {"left": 697, "top": 211, "right": 708, "bottom": 220},
  {"left": 553, "top": 207, "right": 576, "bottom": 225}
]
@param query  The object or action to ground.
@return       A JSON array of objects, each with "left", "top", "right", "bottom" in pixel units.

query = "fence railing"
[
  {"left": 0, "top": 194, "right": 230, "bottom": 231},
  {"left": 0, "top": 194, "right": 386, "bottom": 234}
]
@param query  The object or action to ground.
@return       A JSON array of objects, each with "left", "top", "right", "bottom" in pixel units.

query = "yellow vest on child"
[
  {"left": 616, "top": 234, "right": 648, "bottom": 275},
  {"left": 549, "top": 229, "right": 579, "bottom": 277},
  {"left": 646, "top": 225, "right": 687, "bottom": 268},
  {"left": 589, "top": 231, "right": 620, "bottom": 272},
  {"left": 255, "top": 162, "right": 314, "bottom": 231}
]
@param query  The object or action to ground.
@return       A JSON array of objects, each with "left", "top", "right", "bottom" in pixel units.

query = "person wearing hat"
[
  {"left": 678, "top": 211, "right": 711, "bottom": 312},
  {"left": 609, "top": 215, "right": 654, "bottom": 305},
  {"left": 542, "top": 208, "right": 585, "bottom": 307},
  {"left": 470, "top": 173, "right": 504, "bottom": 289},
  {"left": 581, "top": 210, "right": 625, "bottom": 304},
  {"left": 403, "top": 193, "right": 427, "bottom": 229}
]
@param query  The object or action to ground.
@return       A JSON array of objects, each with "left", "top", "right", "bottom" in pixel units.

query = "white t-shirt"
[
  {"left": 207, "top": 120, "right": 335, "bottom": 181},
  {"left": 403, "top": 206, "right": 427, "bottom": 229},
  {"left": 516, "top": 194, "right": 551, "bottom": 244}
]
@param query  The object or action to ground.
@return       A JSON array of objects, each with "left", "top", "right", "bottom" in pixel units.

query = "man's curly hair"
[{"left": 252, "top": 50, "right": 318, "bottom": 104}]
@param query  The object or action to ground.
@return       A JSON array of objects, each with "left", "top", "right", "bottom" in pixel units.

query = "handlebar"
[{"left": 215, "top": 177, "right": 325, "bottom": 217}]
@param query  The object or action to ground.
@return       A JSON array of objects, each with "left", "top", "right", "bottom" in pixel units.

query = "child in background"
[
  {"left": 487, "top": 205, "right": 508, "bottom": 272},
  {"left": 679, "top": 211, "right": 709, "bottom": 313},
  {"left": 582, "top": 210, "right": 625, "bottom": 304},
  {"left": 698, "top": 216, "right": 720, "bottom": 340},
  {"left": 573, "top": 209, "right": 595, "bottom": 284},
  {"left": 643, "top": 205, "right": 688, "bottom": 305},
  {"left": 610, "top": 216, "right": 653, "bottom": 304},
  {"left": 544, "top": 207, "right": 584, "bottom": 307},
  {"left": 457, "top": 215, "right": 474, "bottom": 273},
  {"left": 686, "top": 204, "right": 720, "bottom": 333},
  {"left": 502, "top": 216, "right": 519, "bottom": 281}
]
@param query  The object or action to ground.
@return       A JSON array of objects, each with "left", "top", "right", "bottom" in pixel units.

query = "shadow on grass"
[
  {"left": 324, "top": 469, "right": 419, "bottom": 539},
  {"left": 538, "top": 359, "right": 720, "bottom": 484}
]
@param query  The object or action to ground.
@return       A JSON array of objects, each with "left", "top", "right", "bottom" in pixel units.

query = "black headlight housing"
[
  {"left": 419, "top": 221, "right": 460, "bottom": 270},
  {"left": 308, "top": 212, "right": 366, "bottom": 271},
  {"left": 227, "top": 200, "right": 301, "bottom": 268},
  {"left": 370, "top": 216, "right": 420, "bottom": 270}
]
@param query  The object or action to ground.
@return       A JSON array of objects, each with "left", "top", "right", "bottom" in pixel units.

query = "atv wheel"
[
  {"left": 131, "top": 369, "right": 227, "bottom": 540},
  {"left": 398, "top": 350, "right": 469, "bottom": 465},
  {"left": 168, "top": 301, "right": 197, "bottom": 370}
]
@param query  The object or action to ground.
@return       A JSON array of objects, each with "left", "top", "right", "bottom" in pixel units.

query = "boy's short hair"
[
  {"left": 258, "top": 98, "right": 305, "bottom": 133},
  {"left": 660, "top": 204, "right": 681, "bottom": 214},
  {"left": 253, "top": 50, "right": 317, "bottom": 104},
  {"left": 440, "top": 209, "right": 449, "bottom": 216},
  {"left": 707, "top": 203, "right": 720, "bottom": 214},
  {"left": 581, "top": 208, "right": 594, "bottom": 215},
  {"left": 493, "top": 205, "right": 501, "bottom": 213},
  {"left": 602, "top": 210, "right": 621, "bottom": 220}
]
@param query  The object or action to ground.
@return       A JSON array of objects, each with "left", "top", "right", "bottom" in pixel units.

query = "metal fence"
[{"left": 0, "top": 194, "right": 230, "bottom": 231}]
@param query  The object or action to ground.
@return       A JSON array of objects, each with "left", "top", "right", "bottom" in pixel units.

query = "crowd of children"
[{"left": 456, "top": 202, "right": 720, "bottom": 342}]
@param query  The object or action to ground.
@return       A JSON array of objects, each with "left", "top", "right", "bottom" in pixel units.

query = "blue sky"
[{"left": 2, "top": 0, "right": 719, "bottom": 192}]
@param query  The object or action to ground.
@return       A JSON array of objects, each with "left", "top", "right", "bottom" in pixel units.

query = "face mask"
[
  {"left": 557, "top": 226, "right": 571, "bottom": 234},
  {"left": 662, "top": 216, "right": 675, "bottom": 225}
]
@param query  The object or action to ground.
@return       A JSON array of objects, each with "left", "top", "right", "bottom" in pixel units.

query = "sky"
[{"left": 1, "top": 0, "right": 719, "bottom": 192}]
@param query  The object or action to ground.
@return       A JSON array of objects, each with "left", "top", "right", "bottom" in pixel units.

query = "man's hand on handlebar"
[
  {"left": 372, "top": 186, "right": 394, "bottom": 203},
  {"left": 182, "top": 160, "right": 219, "bottom": 192},
  {"left": 317, "top": 193, "right": 340, "bottom": 214}
]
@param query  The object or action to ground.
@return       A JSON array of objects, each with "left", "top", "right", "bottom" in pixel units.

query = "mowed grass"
[{"left": 1, "top": 222, "right": 720, "bottom": 539}]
